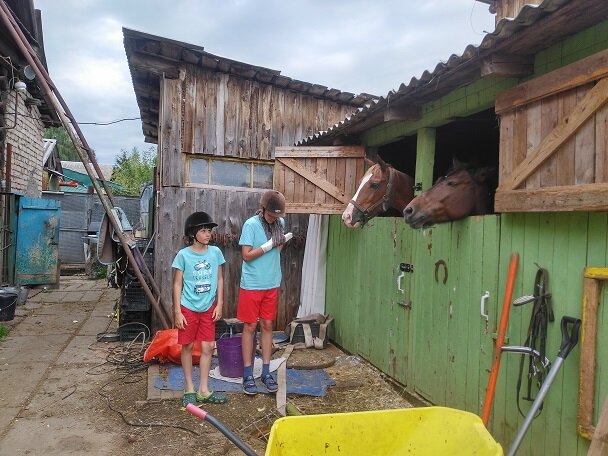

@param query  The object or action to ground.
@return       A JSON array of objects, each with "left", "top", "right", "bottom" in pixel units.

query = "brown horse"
[
  {"left": 403, "top": 164, "right": 496, "bottom": 229},
  {"left": 342, "top": 158, "right": 414, "bottom": 228}
]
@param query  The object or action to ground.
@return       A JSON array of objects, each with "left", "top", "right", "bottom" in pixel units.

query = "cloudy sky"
[{"left": 33, "top": 0, "right": 496, "bottom": 165}]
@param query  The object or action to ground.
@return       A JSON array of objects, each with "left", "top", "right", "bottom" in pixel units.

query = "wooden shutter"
[
  {"left": 494, "top": 49, "right": 608, "bottom": 212},
  {"left": 274, "top": 146, "right": 365, "bottom": 214}
]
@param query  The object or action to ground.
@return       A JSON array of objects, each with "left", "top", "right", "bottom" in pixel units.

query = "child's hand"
[
  {"left": 174, "top": 312, "right": 187, "bottom": 330},
  {"left": 212, "top": 305, "right": 223, "bottom": 322}
]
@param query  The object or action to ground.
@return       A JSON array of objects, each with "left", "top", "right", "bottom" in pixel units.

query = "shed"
[
  {"left": 124, "top": 28, "right": 375, "bottom": 329},
  {"left": 286, "top": 0, "right": 608, "bottom": 453}
]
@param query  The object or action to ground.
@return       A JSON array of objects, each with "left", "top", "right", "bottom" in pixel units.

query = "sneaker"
[
  {"left": 242, "top": 375, "right": 257, "bottom": 396},
  {"left": 261, "top": 373, "right": 278, "bottom": 393},
  {"left": 181, "top": 391, "right": 197, "bottom": 411}
]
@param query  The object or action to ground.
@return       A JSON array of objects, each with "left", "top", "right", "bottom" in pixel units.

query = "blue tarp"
[{"left": 154, "top": 360, "right": 335, "bottom": 397}]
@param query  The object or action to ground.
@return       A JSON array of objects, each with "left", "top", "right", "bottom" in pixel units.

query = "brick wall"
[{"left": 3, "top": 90, "right": 45, "bottom": 196}]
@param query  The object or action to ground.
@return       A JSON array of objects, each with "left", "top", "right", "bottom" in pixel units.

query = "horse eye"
[
  {"left": 369, "top": 182, "right": 380, "bottom": 189},
  {"left": 447, "top": 181, "right": 456, "bottom": 187}
]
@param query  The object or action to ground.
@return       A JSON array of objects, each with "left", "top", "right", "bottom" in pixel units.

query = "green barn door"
[
  {"left": 356, "top": 219, "right": 413, "bottom": 383},
  {"left": 409, "top": 216, "right": 500, "bottom": 410}
]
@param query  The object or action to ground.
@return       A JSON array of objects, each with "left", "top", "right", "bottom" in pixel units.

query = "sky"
[{"left": 33, "top": 0, "right": 497, "bottom": 165}]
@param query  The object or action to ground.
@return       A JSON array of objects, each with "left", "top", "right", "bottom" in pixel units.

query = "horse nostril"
[{"left": 404, "top": 207, "right": 413, "bottom": 216}]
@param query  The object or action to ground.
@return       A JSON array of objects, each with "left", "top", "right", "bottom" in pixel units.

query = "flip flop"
[{"left": 196, "top": 391, "right": 227, "bottom": 404}]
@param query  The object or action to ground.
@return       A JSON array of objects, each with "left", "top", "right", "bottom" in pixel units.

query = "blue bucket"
[{"left": 216, "top": 334, "right": 256, "bottom": 378}]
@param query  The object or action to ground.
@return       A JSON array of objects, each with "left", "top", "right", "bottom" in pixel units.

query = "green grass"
[{"left": 0, "top": 323, "right": 9, "bottom": 340}]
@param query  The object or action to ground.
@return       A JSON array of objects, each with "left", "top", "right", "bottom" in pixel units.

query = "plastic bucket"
[
  {"left": 216, "top": 334, "right": 256, "bottom": 378},
  {"left": 0, "top": 289, "right": 18, "bottom": 321}
]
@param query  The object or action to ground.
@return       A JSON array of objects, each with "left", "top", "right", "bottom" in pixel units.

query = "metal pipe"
[
  {"left": 0, "top": 1, "right": 117, "bottom": 206},
  {"left": 0, "top": 1, "right": 171, "bottom": 328}
]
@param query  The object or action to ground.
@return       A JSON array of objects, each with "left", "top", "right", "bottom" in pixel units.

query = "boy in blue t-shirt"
[
  {"left": 237, "top": 190, "right": 292, "bottom": 395},
  {"left": 172, "top": 211, "right": 227, "bottom": 410}
]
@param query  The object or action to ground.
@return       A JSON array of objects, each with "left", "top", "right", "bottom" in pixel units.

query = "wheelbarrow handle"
[
  {"left": 186, "top": 404, "right": 258, "bottom": 456},
  {"left": 558, "top": 316, "right": 581, "bottom": 359}
]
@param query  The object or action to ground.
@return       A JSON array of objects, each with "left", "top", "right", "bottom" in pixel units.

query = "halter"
[{"left": 349, "top": 166, "right": 395, "bottom": 225}]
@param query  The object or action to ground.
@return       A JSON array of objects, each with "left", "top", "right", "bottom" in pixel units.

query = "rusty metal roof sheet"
[{"left": 298, "top": 0, "right": 608, "bottom": 146}]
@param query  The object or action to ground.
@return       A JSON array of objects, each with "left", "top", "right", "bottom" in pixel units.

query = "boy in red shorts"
[
  {"left": 173, "top": 211, "right": 227, "bottom": 409},
  {"left": 237, "top": 190, "right": 292, "bottom": 395}
]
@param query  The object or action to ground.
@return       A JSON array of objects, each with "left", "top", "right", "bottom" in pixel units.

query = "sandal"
[
  {"left": 242, "top": 375, "right": 257, "bottom": 396},
  {"left": 261, "top": 373, "right": 278, "bottom": 393},
  {"left": 196, "top": 391, "right": 227, "bottom": 404},
  {"left": 181, "top": 391, "right": 197, "bottom": 411}
]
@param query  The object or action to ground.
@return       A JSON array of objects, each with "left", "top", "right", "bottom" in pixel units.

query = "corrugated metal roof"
[
  {"left": 61, "top": 161, "right": 114, "bottom": 181},
  {"left": 299, "top": 0, "right": 608, "bottom": 146}
]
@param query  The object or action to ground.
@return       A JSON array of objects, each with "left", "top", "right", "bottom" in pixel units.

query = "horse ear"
[
  {"left": 472, "top": 166, "right": 497, "bottom": 183},
  {"left": 452, "top": 156, "right": 466, "bottom": 170},
  {"left": 364, "top": 157, "right": 376, "bottom": 168},
  {"left": 377, "top": 155, "right": 388, "bottom": 170}
]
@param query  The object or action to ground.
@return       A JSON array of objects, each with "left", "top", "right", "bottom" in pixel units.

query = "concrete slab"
[
  {"left": 55, "top": 335, "right": 114, "bottom": 365},
  {"left": 77, "top": 315, "right": 116, "bottom": 336},
  {"left": 0, "top": 362, "right": 47, "bottom": 408},
  {"left": 0, "top": 407, "right": 19, "bottom": 434},
  {"left": 21, "top": 366, "right": 108, "bottom": 419},
  {"left": 9, "top": 312, "right": 88, "bottom": 336},
  {"left": 0, "top": 415, "right": 124, "bottom": 456},
  {"left": 0, "top": 335, "right": 70, "bottom": 364}
]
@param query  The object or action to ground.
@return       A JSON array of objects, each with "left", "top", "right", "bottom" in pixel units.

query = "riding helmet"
[
  {"left": 184, "top": 211, "right": 217, "bottom": 236},
  {"left": 260, "top": 190, "right": 286, "bottom": 217}
]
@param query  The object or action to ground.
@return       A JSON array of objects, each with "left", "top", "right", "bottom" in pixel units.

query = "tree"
[
  {"left": 44, "top": 126, "right": 85, "bottom": 161},
  {"left": 112, "top": 146, "right": 157, "bottom": 196}
]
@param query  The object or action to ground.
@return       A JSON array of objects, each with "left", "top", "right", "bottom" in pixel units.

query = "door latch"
[{"left": 400, "top": 263, "right": 414, "bottom": 273}]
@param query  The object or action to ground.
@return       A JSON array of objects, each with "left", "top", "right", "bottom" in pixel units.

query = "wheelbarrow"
[{"left": 187, "top": 404, "right": 502, "bottom": 455}]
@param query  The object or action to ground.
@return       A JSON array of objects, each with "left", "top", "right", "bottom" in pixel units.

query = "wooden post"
[{"left": 415, "top": 128, "right": 436, "bottom": 192}]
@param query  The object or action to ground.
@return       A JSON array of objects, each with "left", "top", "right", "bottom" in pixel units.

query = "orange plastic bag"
[{"left": 143, "top": 329, "right": 201, "bottom": 364}]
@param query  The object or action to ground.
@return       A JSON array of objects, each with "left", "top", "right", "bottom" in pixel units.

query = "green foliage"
[
  {"left": 0, "top": 323, "right": 9, "bottom": 340},
  {"left": 44, "top": 126, "right": 82, "bottom": 161},
  {"left": 112, "top": 147, "right": 157, "bottom": 196}
]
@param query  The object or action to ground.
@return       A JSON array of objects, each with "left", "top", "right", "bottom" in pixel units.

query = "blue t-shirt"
[
  {"left": 171, "top": 245, "right": 225, "bottom": 312},
  {"left": 239, "top": 215, "right": 283, "bottom": 290}
]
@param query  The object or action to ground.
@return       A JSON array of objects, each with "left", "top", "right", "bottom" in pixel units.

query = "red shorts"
[
  {"left": 236, "top": 288, "right": 278, "bottom": 323},
  {"left": 177, "top": 304, "right": 216, "bottom": 344}
]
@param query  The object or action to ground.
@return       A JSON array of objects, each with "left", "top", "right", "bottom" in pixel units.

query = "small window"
[
  {"left": 187, "top": 156, "right": 274, "bottom": 189},
  {"left": 189, "top": 158, "right": 209, "bottom": 184},
  {"left": 253, "top": 164, "right": 273, "bottom": 189},
  {"left": 211, "top": 160, "right": 250, "bottom": 187}
]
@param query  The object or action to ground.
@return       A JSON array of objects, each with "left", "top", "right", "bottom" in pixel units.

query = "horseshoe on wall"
[{"left": 434, "top": 259, "right": 448, "bottom": 284}]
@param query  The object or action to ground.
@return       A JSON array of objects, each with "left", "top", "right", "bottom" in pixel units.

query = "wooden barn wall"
[
  {"left": 179, "top": 66, "right": 357, "bottom": 159},
  {"left": 154, "top": 186, "right": 308, "bottom": 330},
  {"left": 325, "top": 20, "right": 608, "bottom": 456}
]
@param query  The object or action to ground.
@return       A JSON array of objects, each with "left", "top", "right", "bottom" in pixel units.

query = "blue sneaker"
[
  {"left": 243, "top": 375, "right": 257, "bottom": 396},
  {"left": 261, "top": 373, "right": 278, "bottom": 393}
]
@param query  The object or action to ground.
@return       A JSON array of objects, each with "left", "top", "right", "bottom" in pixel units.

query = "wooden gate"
[{"left": 274, "top": 146, "right": 366, "bottom": 214}]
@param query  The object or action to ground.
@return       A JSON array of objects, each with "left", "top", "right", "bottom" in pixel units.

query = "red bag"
[{"left": 143, "top": 329, "right": 201, "bottom": 364}]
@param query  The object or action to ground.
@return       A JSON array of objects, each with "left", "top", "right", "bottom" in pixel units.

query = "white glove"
[{"left": 260, "top": 232, "right": 293, "bottom": 253}]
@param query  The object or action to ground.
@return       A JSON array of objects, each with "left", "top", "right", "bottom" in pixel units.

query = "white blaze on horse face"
[{"left": 342, "top": 171, "right": 373, "bottom": 228}]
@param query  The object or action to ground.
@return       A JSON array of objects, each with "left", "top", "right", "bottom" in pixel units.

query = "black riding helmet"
[{"left": 184, "top": 211, "right": 217, "bottom": 236}]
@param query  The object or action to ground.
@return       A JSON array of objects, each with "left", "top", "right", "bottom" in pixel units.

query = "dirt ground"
[{"left": 0, "top": 275, "right": 416, "bottom": 456}]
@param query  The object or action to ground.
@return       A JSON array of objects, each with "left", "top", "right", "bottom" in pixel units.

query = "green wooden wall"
[
  {"left": 325, "top": 19, "right": 608, "bottom": 456},
  {"left": 326, "top": 213, "right": 608, "bottom": 454}
]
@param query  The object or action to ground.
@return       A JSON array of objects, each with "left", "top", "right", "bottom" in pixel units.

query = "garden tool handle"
[
  {"left": 558, "top": 316, "right": 581, "bottom": 359},
  {"left": 186, "top": 404, "right": 258, "bottom": 456}
]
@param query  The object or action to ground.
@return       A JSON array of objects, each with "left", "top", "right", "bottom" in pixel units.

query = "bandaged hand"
[{"left": 260, "top": 232, "right": 293, "bottom": 253}]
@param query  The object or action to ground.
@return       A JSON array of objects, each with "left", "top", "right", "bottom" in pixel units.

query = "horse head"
[
  {"left": 342, "top": 157, "right": 414, "bottom": 228},
  {"left": 403, "top": 163, "right": 496, "bottom": 229}
]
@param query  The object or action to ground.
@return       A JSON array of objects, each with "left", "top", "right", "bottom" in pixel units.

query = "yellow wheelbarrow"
[{"left": 188, "top": 405, "right": 502, "bottom": 455}]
